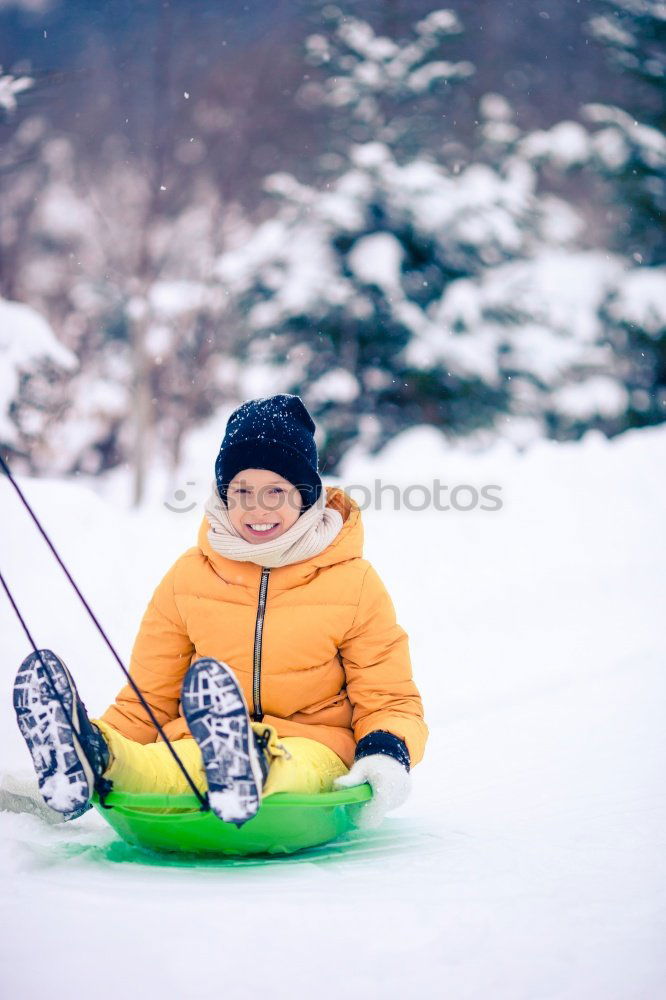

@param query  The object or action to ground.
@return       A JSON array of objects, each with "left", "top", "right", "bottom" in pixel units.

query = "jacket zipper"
[{"left": 251, "top": 566, "right": 271, "bottom": 721}]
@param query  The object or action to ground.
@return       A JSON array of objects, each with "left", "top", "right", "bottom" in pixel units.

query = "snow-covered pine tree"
[
  {"left": 520, "top": 3, "right": 666, "bottom": 433},
  {"left": 299, "top": 7, "right": 473, "bottom": 162},
  {"left": 584, "top": 0, "right": 666, "bottom": 429},
  {"left": 0, "top": 298, "right": 78, "bottom": 469},
  {"left": 586, "top": 0, "right": 665, "bottom": 264},
  {"left": 216, "top": 10, "right": 629, "bottom": 467},
  {"left": 1, "top": 38, "right": 243, "bottom": 496},
  {"left": 3, "top": 122, "right": 239, "bottom": 483}
]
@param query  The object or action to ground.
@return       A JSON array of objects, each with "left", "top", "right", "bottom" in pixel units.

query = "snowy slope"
[{"left": 1, "top": 425, "right": 664, "bottom": 999}]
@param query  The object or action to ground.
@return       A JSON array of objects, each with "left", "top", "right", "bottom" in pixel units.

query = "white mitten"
[{"left": 333, "top": 754, "right": 411, "bottom": 830}]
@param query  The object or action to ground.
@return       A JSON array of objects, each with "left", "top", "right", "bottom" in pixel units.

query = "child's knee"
[{"left": 261, "top": 736, "right": 347, "bottom": 796}]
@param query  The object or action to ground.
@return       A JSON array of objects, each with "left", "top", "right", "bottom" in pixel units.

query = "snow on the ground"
[{"left": 0, "top": 424, "right": 665, "bottom": 999}]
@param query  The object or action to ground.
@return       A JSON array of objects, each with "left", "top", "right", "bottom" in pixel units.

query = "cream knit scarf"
[{"left": 203, "top": 484, "right": 344, "bottom": 568}]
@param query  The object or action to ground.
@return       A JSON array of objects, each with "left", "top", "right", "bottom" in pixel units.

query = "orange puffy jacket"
[{"left": 100, "top": 485, "right": 428, "bottom": 769}]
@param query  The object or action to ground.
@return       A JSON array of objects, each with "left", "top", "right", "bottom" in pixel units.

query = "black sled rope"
[{"left": 0, "top": 452, "right": 209, "bottom": 810}]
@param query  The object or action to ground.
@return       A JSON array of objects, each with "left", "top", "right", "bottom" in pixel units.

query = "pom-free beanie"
[{"left": 215, "top": 394, "right": 323, "bottom": 513}]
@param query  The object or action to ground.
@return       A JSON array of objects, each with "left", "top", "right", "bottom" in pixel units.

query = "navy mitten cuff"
[{"left": 354, "top": 730, "right": 411, "bottom": 772}]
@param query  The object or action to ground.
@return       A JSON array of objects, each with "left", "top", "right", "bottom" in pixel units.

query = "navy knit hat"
[{"left": 215, "top": 394, "right": 322, "bottom": 513}]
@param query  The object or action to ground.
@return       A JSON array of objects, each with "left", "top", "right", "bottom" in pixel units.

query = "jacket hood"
[{"left": 197, "top": 484, "right": 364, "bottom": 588}]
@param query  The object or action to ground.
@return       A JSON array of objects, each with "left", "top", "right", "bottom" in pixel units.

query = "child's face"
[{"left": 226, "top": 468, "right": 304, "bottom": 543}]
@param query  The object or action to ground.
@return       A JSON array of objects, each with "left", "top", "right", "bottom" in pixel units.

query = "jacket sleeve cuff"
[{"left": 354, "top": 730, "right": 411, "bottom": 772}]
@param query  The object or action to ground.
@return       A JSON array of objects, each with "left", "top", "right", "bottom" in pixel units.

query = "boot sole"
[
  {"left": 12, "top": 650, "right": 93, "bottom": 820},
  {"left": 181, "top": 658, "right": 264, "bottom": 826}
]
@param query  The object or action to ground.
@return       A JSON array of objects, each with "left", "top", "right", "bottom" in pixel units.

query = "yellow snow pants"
[{"left": 93, "top": 719, "right": 348, "bottom": 799}]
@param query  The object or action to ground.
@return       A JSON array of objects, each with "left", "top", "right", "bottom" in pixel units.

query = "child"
[{"left": 13, "top": 394, "right": 428, "bottom": 829}]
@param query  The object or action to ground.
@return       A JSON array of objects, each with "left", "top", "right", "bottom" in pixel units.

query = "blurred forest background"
[{"left": 0, "top": 0, "right": 664, "bottom": 503}]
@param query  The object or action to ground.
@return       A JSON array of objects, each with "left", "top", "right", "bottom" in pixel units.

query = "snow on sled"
[{"left": 93, "top": 783, "right": 372, "bottom": 857}]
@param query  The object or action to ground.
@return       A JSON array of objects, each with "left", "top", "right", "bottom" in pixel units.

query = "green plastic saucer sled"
[{"left": 92, "top": 783, "right": 373, "bottom": 858}]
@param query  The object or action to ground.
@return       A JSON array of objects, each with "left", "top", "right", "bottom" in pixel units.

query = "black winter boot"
[
  {"left": 181, "top": 658, "right": 272, "bottom": 827},
  {"left": 13, "top": 649, "right": 110, "bottom": 820}
]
